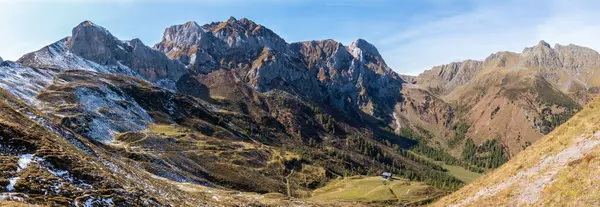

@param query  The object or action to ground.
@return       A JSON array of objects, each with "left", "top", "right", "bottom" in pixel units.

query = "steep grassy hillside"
[
  {"left": 434, "top": 95, "right": 600, "bottom": 206},
  {"left": 445, "top": 67, "right": 580, "bottom": 156}
]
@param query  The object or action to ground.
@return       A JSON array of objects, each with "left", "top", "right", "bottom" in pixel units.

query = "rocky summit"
[{"left": 1, "top": 16, "right": 600, "bottom": 207}]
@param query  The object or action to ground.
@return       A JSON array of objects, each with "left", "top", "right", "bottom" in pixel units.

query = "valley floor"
[{"left": 309, "top": 176, "right": 444, "bottom": 206}]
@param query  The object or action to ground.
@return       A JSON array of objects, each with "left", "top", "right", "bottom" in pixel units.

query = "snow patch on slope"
[
  {"left": 0, "top": 61, "right": 55, "bottom": 105},
  {"left": 6, "top": 177, "right": 18, "bottom": 191},
  {"left": 0, "top": 193, "right": 26, "bottom": 202},
  {"left": 22, "top": 39, "right": 139, "bottom": 77},
  {"left": 74, "top": 86, "right": 153, "bottom": 142},
  {"left": 0, "top": 39, "right": 142, "bottom": 107},
  {"left": 36, "top": 157, "right": 93, "bottom": 191},
  {"left": 5, "top": 154, "right": 35, "bottom": 191},
  {"left": 17, "top": 154, "right": 33, "bottom": 172},
  {"left": 84, "top": 196, "right": 114, "bottom": 207}
]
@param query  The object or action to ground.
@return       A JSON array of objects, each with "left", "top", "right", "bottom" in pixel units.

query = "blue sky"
[{"left": 1, "top": 0, "right": 600, "bottom": 75}]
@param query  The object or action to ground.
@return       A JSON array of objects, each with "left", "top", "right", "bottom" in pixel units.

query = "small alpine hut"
[{"left": 381, "top": 172, "right": 392, "bottom": 180}]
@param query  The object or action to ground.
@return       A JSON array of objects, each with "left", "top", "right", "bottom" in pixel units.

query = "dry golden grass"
[
  {"left": 310, "top": 176, "right": 441, "bottom": 205},
  {"left": 0, "top": 201, "right": 37, "bottom": 207},
  {"left": 434, "top": 96, "right": 600, "bottom": 206}
]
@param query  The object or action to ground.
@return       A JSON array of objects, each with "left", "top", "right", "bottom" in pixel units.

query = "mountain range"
[{"left": 0, "top": 17, "right": 599, "bottom": 206}]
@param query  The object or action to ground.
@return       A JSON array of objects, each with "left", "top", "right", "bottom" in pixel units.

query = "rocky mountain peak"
[
  {"left": 17, "top": 21, "right": 187, "bottom": 88},
  {"left": 290, "top": 39, "right": 352, "bottom": 83},
  {"left": 347, "top": 38, "right": 391, "bottom": 75},
  {"left": 155, "top": 17, "right": 290, "bottom": 74},
  {"left": 227, "top": 16, "right": 237, "bottom": 22},
  {"left": 214, "top": 16, "right": 260, "bottom": 33},
  {"left": 520, "top": 40, "right": 600, "bottom": 74},
  {"left": 416, "top": 59, "right": 484, "bottom": 95},
  {"left": 0, "top": 56, "right": 3, "bottom": 63},
  {"left": 483, "top": 51, "right": 518, "bottom": 67},
  {"left": 184, "top": 20, "right": 200, "bottom": 27},
  {"left": 76, "top": 20, "right": 110, "bottom": 34},
  {"left": 68, "top": 20, "right": 126, "bottom": 65},
  {"left": 522, "top": 40, "right": 554, "bottom": 54},
  {"left": 537, "top": 40, "right": 551, "bottom": 48},
  {"left": 127, "top": 38, "right": 144, "bottom": 46},
  {"left": 348, "top": 38, "right": 381, "bottom": 60},
  {"left": 553, "top": 43, "right": 599, "bottom": 55},
  {"left": 161, "top": 20, "right": 207, "bottom": 47},
  {"left": 203, "top": 17, "right": 288, "bottom": 52},
  {"left": 521, "top": 40, "right": 560, "bottom": 69},
  {"left": 207, "top": 17, "right": 251, "bottom": 34}
]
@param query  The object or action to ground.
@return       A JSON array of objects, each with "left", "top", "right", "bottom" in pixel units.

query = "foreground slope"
[{"left": 434, "top": 96, "right": 600, "bottom": 206}]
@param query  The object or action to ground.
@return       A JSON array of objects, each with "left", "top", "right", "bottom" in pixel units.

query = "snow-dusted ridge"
[
  {"left": 74, "top": 86, "right": 153, "bottom": 142},
  {"left": 18, "top": 38, "right": 140, "bottom": 77},
  {"left": 0, "top": 20, "right": 190, "bottom": 143},
  {"left": 5, "top": 154, "right": 34, "bottom": 192},
  {"left": 0, "top": 61, "right": 55, "bottom": 105}
]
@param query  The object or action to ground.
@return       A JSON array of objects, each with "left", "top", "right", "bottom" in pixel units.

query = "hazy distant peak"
[{"left": 536, "top": 40, "right": 551, "bottom": 48}]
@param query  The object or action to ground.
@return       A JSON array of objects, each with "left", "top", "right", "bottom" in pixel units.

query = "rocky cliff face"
[
  {"left": 155, "top": 18, "right": 412, "bottom": 121},
  {"left": 154, "top": 21, "right": 222, "bottom": 74},
  {"left": 154, "top": 17, "right": 288, "bottom": 75},
  {"left": 519, "top": 40, "right": 600, "bottom": 71},
  {"left": 289, "top": 39, "right": 405, "bottom": 116},
  {"left": 417, "top": 60, "right": 484, "bottom": 95},
  {"left": 18, "top": 21, "right": 187, "bottom": 90},
  {"left": 520, "top": 40, "right": 600, "bottom": 104}
]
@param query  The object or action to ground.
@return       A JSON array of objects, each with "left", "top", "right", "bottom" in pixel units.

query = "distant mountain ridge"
[
  {"left": 416, "top": 40, "right": 600, "bottom": 104},
  {"left": 408, "top": 40, "right": 600, "bottom": 159}
]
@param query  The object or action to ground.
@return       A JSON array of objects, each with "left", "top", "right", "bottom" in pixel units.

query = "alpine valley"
[{"left": 1, "top": 17, "right": 599, "bottom": 206}]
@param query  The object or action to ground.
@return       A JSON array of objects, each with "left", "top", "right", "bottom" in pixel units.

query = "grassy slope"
[
  {"left": 440, "top": 164, "right": 481, "bottom": 183},
  {"left": 309, "top": 176, "right": 443, "bottom": 205},
  {"left": 409, "top": 151, "right": 481, "bottom": 183},
  {"left": 440, "top": 65, "right": 583, "bottom": 161},
  {"left": 0, "top": 201, "right": 32, "bottom": 207},
  {"left": 434, "top": 96, "right": 600, "bottom": 206}
]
